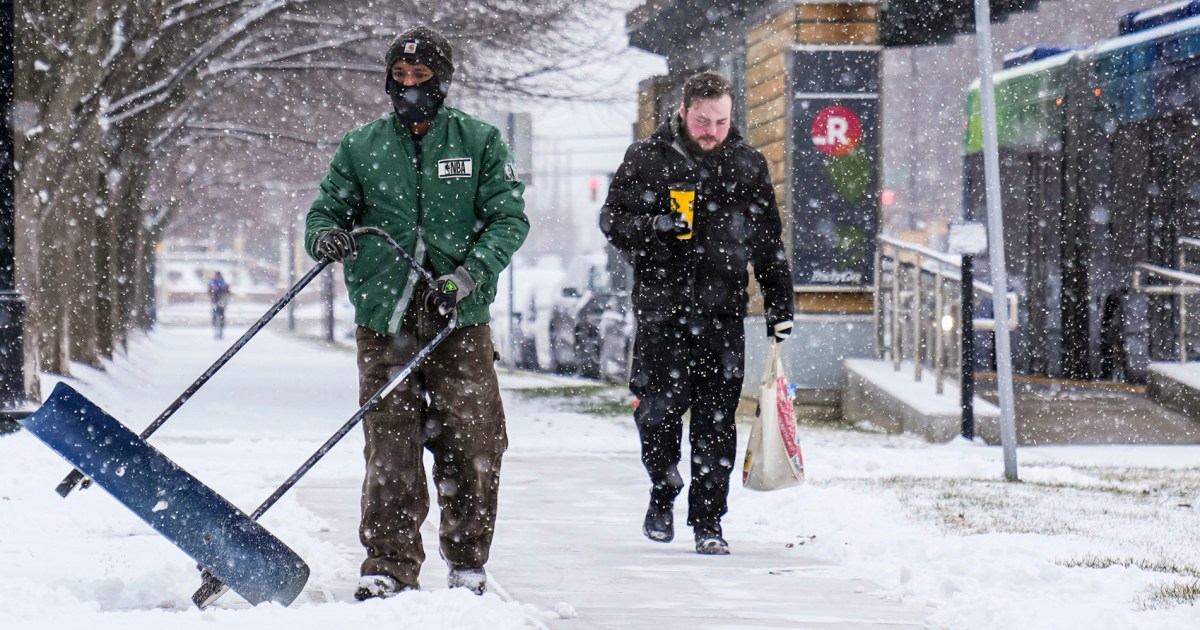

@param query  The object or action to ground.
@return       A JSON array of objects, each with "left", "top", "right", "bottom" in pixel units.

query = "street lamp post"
[{"left": 0, "top": 0, "right": 34, "bottom": 433}]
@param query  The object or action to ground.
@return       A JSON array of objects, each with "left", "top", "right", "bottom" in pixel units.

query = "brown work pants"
[{"left": 355, "top": 305, "right": 506, "bottom": 589}]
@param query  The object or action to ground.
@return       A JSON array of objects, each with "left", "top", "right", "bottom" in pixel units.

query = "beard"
[{"left": 681, "top": 128, "right": 729, "bottom": 156}]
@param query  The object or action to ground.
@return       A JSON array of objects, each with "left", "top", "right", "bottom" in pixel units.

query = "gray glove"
[
  {"left": 316, "top": 229, "right": 356, "bottom": 262},
  {"left": 428, "top": 266, "right": 476, "bottom": 315},
  {"left": 651, "top": 214, "right": 690, "bottom": 238}
]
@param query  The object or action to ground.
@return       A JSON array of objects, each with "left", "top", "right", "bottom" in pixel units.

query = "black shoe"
[
  {"left": 695, "top": 528, "right": 730, "bottom": 555},
  {"left": 643, "top": 501, "right": 674, "bottom": 543},
  {"left": 354, "top": 574, "right": 415, "bottom": 600}
]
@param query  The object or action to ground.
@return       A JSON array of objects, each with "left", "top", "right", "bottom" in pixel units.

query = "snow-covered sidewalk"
[{"left": 3, "top": 321, "right": 1200, "bottom": 628}]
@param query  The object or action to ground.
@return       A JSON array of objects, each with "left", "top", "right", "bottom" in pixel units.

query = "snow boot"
[
  {"left": 643, "top": 501, "right": 674, "bottom": 542},
  {"left": 643, "top": 480, "right": 680, "bottom": 543},
  {"left": 694, "top": 527, "right": 730, "bottom": 555},
  {"left": 354, "top": 574, "right": 414, "bottom": 600},
  {"left": 447, "top": 567, "right": 487, "bottom": 595}
]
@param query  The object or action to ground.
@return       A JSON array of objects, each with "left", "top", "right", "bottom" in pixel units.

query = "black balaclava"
[
  {"left": 386, "top": 75, "right": 445, "bottom": 125},
  {"left": 384, "top": 27, "right": 455, "bottom": 126}
]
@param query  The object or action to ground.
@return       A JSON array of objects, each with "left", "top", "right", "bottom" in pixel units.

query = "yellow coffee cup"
[{"left": 668, "top": 186, "right": 695, "bottom": 240}]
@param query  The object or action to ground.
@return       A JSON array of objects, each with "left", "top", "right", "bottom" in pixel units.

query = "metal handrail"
[
  {"left": 1132, "top": 261, "right": 1200, "bottom": 363},
  {"left": 875, "top": 235, "right": 1018, "bottom": 394},
  {"left": 1178, "top": 237, "right": 1200, "bottom": 271},
  {"left": 878, "top": 236, "right": 1018, "bottom": 331}
]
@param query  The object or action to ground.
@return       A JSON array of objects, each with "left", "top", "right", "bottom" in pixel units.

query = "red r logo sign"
[{"left": 811, "top": 106, "right": 862, "bottom": 157}]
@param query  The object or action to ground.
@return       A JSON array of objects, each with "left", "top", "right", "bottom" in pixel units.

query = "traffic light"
[
  {"left": 589, "top": 176, "right": 600, "bottom": 202},
  {"left": 880, "top": 0, "right": 1047, "bottom": 46}
]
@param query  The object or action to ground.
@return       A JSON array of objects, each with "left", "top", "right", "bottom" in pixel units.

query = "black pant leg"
[
  {"left": 685, "top": 316, "right": 745, "bottom": 530},
  {"left": 631, "top": 314, "right": 689, "bottom": 499}
]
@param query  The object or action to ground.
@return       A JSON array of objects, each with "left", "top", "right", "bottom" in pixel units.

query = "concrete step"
[
  {"left": 1146, "top": 362, "right": 1200, "bottom": 423},
  {"left": 841, "top": 359, "right": 1000, "bottom": 443},
  {"left": 844, "top": 358, "right": 1200, "bottom": 445}
]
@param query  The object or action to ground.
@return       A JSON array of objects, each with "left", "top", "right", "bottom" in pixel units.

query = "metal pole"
[
  {"left": 0, "top": 0, "right": 32, "bottom": 434},
  {"left": 1180, "top": 287, "right": 1188, "bottom": 363},
  {"left": 974, "top": 0, "right": 1019, "bottom": 479},
  {"left": 935, "top": 269, "right": 945, "bottom": 394},
  {"left": 873, "top": 244, "right": 883, "bottom": 359},
  {"left": 505, "top": 113, "right": 517, "bottom": 367},
  {"left": 961, "top": 254, "right": 976, "bottom": 439},
  {"left": 287, "top": 219, "right": 296, "bottom": 331},
  {"left": 1180, "top": 246, "right": 1187, "bottom": 363},
  {"left": 321, "top": 266, "right": 334, "bottom": 343},
  {"left": 913, "top": 263, "right": 923, "bottom": 381},
  {"left": 892, "top": 256, "right": 902, "bottom": 370}
]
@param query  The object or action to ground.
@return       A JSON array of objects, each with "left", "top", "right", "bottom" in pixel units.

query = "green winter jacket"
[{"left": 305, "top": 107, "right": 528, "bottom": 335}]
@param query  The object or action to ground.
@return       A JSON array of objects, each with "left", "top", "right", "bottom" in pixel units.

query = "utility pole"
[{"left": 0, "top": 0, "right": 34, "bottom": 433}]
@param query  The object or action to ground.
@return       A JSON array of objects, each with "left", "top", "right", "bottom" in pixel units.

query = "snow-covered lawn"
[
  {"left": 1, "top": 320, "right": 1199, "bottom": 629},
  {"left": 732, "top": 427, "right": 1200, "bottom": 628}
]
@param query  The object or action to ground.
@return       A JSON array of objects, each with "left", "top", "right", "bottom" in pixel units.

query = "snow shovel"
[
  {"left": 191, "top": 226, "right": 460, "bottom": 608},
  {"left": 24, "top": 241, "right": 370, "bottom": 606},
  {"left": 54, "top": 256, "right": 335, "bottom": 498},
  {"left": 21, "top": 384, "right": 312, "bottom": 606}
]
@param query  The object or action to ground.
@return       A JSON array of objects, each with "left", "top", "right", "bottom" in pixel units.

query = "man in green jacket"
[{"left": 305, "top": 26, "right": 528, "bottom": 600}]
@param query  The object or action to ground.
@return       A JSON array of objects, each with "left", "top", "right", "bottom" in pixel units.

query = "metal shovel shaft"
[
  {"left": 192, "top": 226, "right": 453, "bottom": 608},
  {"left": 194, "top": 312, "right": 457, "bottom": 609},
  {"left": 256, "top": 312, "right": 455, "bottom": 521},
  {"left": 55, "top": 258, "right": 335, "bottom": 498}
]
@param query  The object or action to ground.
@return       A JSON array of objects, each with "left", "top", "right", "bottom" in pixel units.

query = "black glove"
[
  {"left": 427, "top": 266, "right": 476, "bottom": 315},
  {"left": 315, "top": 229, "right": 356, "bottom": 262},
  {"left": 651, "top": 213, "right": 690, "bottom": 238},
  {"left": 768, "top": 318, "right": 793, "bottom": 342}
]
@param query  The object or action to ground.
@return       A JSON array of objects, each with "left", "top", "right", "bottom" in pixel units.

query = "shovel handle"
[
  {"left": 187, "top": 227, "right": 438, "bottom": 608},
  {"left": 54, "top": 258, "right": 335, "bottom": 498}
]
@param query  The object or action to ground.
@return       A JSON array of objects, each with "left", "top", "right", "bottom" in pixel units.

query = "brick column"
[{"left": 745, "top": 2, "right": 879, "bottom": 315}]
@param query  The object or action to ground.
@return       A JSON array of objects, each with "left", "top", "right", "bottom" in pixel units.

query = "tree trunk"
[
  {"left": 15, "top": 1, "right": 121, "bottom": 378},
  {"left": 65, "top": 122, "right": 103, "bottom": 369}
]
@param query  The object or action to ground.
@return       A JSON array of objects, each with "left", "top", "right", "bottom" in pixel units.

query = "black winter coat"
[{"left": 600, "top": 116, "right": 794, "bottom": 326}]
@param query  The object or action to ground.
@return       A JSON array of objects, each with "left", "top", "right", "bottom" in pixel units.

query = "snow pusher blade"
[{"left": 21, "top": 383, "right": 310, "bottom": 607}]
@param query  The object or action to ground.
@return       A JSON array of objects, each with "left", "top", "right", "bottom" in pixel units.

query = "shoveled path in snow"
[
  {"left": 28, "top": 323, "right": 929, "bottom": 627},
  {"left": 265, "top": 335, "right": 930, "bottom": 626}
]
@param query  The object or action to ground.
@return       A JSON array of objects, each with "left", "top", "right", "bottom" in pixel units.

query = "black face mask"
[{"left": 386, "top": 76, "right": 445, "bottom": 125}]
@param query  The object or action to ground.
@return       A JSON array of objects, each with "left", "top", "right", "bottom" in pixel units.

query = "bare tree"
[{"left": 14, "top": 0, "right": 625, "bottom": 394}]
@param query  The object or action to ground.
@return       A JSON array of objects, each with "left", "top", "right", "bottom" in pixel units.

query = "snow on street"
[{"left": 2, "top": 321, "right": 1200, "bottom": 628}]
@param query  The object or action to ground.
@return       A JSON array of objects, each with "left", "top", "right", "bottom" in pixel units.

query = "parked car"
[
  {"left": 490, "top": 262, "right": 565, "bottom": 370},
  {"left": 598, "top": 290, "right": 634, "bottom": 384},
  {"left": 547, "top": 253, "right": 610, "bottom": 377},
  {"left": 545, "top": 249, "right": 639, "bottom": 380}
]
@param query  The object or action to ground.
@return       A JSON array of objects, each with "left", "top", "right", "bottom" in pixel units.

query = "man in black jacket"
[{"left": 600, "top": 71, "right": 794, "bottom": 555}]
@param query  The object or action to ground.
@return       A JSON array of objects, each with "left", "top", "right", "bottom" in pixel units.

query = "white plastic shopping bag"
[{"left": 742, "top": 341, "right": 804, "bottom": 490}]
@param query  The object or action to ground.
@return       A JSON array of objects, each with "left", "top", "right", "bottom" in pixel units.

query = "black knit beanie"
[{"left": 384, "top": 26, "right": 455, "bottom": 90}]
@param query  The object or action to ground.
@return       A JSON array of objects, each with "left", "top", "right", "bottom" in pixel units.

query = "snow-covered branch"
[
  {"left": 198, "top": 33, "right": 372, "bottom": 79},
  {"left": 183, "top": 120, "right": 337, "bottom": 147},
  {"left": 104, "top": 0, "right": 304, "bottom": 124}
]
